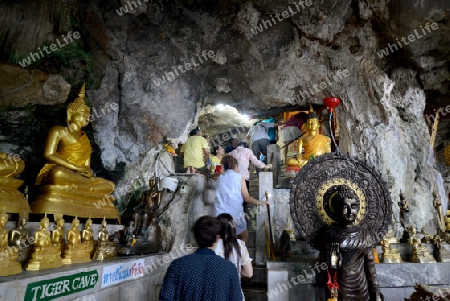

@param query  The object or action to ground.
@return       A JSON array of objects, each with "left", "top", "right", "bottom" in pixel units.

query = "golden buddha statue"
[
  {"left": 93, "top": 217, "right": 117, "bottom": 261},
  {"left": 0, "top": 152, "right": 31, "bottom": 215},
  {"left": 51, "top": 214, "right": 65, "bottom": 253},
  {"left": 62, "top": 216, "right": 91, "bottom": 264},
  {"left": 287, "top": 107, "right": 331, "bottom": 168},
  {"left": 410, "top": 237, "right": 436, "bottom": 263},
  {"left": 26, "top": 214, "right": 63, "bottom": 271},
  {"left": 32, "top": 84, "right": 118, "bottom": 219},
  {"left": 81, "top": 217, "right": 95, "bottom": 256},
  {"left": 9, "top": 214, "right": 32, "bottom": 267},
  {"left": 380, "top": 238, "right": 402, "bottom": 263},
  {"left": 0, "top": 209, "right": 22, "bottom": 276},
  {"left": 432, "top": 191, "right": 445, "bottom": 233}
]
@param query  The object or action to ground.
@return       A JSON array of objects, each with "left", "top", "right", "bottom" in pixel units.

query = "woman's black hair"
[
  {"left": 216, "top": 213, "right": 241, "bottom": 262},
  {"left": 212, "top": 146, "right": 222, "bottom": 156},
  {"left": 237, "top": 140, "right": 249, "bottom": 148}
]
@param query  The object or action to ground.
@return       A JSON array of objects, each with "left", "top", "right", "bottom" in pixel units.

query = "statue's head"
[
  {"left": 102, "top": 217, "right": 107, "bottom": 228},
  {"left": 0, "top": 210, "right": 8, "bottom": 225},
  {"left": 327, "top": 185, "right": 360, "bottom": 225},
  {"left": 66, "top": 84, "right": 90, "bottom": 126},
  {"left": 56, "top": 217, "right": 65, "bottom": 227},
  {"left": 72, "top": 216, "right": 80, "bottom": 228},
  {"left": 40, "top": 215, "right": 50, "bottom": 228},
  {"left": 19, "top": 216, "right": 28, "bottom": 227},
  {"left": 86, "top": 217, "right": 93, "bottom": 227},
  {"left": 305, "top": 105, "right": 319, "bottom": 132}
]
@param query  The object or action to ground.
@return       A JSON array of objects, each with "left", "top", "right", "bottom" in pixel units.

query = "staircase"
[{"left": 242, "top": 166, "right": 268, "bottom": 301}]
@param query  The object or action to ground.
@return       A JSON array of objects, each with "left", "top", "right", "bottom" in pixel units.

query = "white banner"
[{"left": 101, "top": 259, "right": 145, "bottom": 288}]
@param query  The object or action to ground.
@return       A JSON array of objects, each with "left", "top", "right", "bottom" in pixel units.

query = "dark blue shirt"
[{"left": 159, "top": 248, "right": 243, "bottom": 301}]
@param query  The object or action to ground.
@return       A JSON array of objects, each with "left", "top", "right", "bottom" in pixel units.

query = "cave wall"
[{"left": 0, "top": 0, "right": 449, "bottom": 234}]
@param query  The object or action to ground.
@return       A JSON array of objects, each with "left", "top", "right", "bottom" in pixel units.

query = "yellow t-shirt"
[{"left": 182, "top": 136, "right": 209, "bottom": 168}]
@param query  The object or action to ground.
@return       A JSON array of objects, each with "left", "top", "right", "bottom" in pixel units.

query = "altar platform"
[
  {"left": 267, "top": 241, "right": 450, "bottom": 301},
  {"left": 0, "top": 252, "right": 170, "bottom": 301}
]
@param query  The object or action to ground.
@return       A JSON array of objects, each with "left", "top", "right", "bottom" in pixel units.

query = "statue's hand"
[{"left": 78, "top": 167, "right": 93, "bottom": 178}]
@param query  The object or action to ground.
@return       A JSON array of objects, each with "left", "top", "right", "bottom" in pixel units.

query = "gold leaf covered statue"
[
  {"left": 51, "top": 214, "right": 66, "bottom": 253},
  {"left": 62, "top": 216, "right": 91, "bottom": 264},
  {"left": 380, "top": 238, "right": 402, "bottom": 263},
  {"left": 0, "top": 152, "right": 31, "bottom": 215},
  {"left": 9, "top": 214, "right": 32, "bottom": 267},
  {"left": 81, "top": 216, "right": 95, "bottom": 256},
  {"left": 26, "top": 214, "right": 63, "bottom": 271},
  {"left": 93, "top": 217, "right": 117, "bottom": 261},
  {"left": 287, "top": 106, "right": 331, "bottom": 168},
  {"left": 0, "top": 209, "right": 22, "bottom": 276},
  {"left": 32, "top": 84, "right": 118, "bottom": 219}
]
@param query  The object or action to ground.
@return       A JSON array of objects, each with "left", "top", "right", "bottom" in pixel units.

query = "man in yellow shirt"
[{"left": 180, "top": 127, "right": 210, "bottom": 176}]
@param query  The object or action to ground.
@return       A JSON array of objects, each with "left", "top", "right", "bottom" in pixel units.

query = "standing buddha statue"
[
  {"left": 26, "top": 214, "right": 63, "bottom": 271},
  {"left": 62, "top": 216, "right": 91, "bottom": 264},
  {"left": 32, "top": 84, "right": 118, "bottom": 219}
]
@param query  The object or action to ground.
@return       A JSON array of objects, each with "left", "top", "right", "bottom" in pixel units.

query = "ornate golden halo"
[{"left": 315, "top": 178, "right": 367, "bottom": 225}]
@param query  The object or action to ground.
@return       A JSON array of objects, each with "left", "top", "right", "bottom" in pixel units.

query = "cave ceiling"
[{"left": 0, "top": 0, "right": 449, "bottom": 157}]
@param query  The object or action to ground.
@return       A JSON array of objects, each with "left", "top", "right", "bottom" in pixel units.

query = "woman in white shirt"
[
  {"left": 215, "top": 155, "right": 268, "bottom": 243},
  {"left": 214, "top": 213, "right": 253, "bottom": 299}
]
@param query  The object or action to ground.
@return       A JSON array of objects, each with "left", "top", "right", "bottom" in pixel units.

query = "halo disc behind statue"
[{"left": 289, "top": 152, "right": 392, "bottom": 249}]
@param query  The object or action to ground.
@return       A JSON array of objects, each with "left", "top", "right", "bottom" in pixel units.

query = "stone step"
[
  {"left": 243, "top": 288, "right": 268, "bottom": 301},
  {"left": 242, "top": 266, "right": 267, "bottom": 288}
]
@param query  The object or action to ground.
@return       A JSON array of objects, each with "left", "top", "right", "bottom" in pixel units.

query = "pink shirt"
[{"left": 230, "top": 146, "right": 266, "bottom": 180}]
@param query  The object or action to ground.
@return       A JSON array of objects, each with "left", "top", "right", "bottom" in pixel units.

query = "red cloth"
[{"left": 283, "top": 113, "right": 306, "bottom": 129}]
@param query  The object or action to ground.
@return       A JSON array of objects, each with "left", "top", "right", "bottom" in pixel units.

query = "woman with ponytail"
[{"left": 214, "top": 213, "right": 253, "bottom": 281}]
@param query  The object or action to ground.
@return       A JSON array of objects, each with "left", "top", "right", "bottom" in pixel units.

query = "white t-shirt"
[{"left": 213, "top": 238, "right": 253, "bottom": 279}]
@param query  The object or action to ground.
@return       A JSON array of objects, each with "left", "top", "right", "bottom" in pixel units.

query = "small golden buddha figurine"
[
  {"left": 51, "top": 214, "right": 65, "bottom": 253},
  {"left": 62, "top": 216, "right": 91, "bottom": 264},
  {"left": 93, "top": 217, "right": 117, "bottom": 261},
  {"left": 26, "top": 214, "right": 63, "bottom": 271},
  {"left": 434, "top": 234, "right": 450, "bottom": 262},
  {"left": 286, "top": 106, "right": 331, "bottom": 168},
  {"left": 432, "top": 191, "right": 446, "bottom": 233},
  {"left": 32, "top": 84, "right": 118, "bottom": 219},
  {"left": 0, "top": 152, "right": 31, "bottom": 215},
  {"left": 410, "top": 237, "right": 436, "bottom": 263},
  {"left": 0, "top": 209, "right": 22, "bottom": 276},
  {"left": 383, "top": 228, "right": 398, "bottom": 244},
  {"left": 285, "top": 218, "right": 296, "bottom": 241},
  {"left": 9, "top": 214, "right": 32, "bottom": 267},
  {"left": 81, "top": 217, "right": 95, "bottom": 256},
  {"left": 380, "top": 238, "right": 402, "bottom": 263},
  {"left": 444, "top": 210, "right": 450, "bottom": 243}
]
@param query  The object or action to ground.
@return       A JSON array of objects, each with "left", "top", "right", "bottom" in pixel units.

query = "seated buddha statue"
[
  {"left": 93, "top": 217, "right": 117, "bottom": 261},
  {"left": 81, "top": 217, "right": 95, "bottom": 256},
  {"left": 380, "top": 238, "right": 402, "bottom": 263},
  {"left": 287, "top": 108, "right": 331, "bottom": 168},
  {"left": 62, "top": 216, "right": 91, "bottom": 264},
  {"left": 9, "top": 215, "right": 32, "bottom": 267},
  {"left": 0, "top": 152, "right": 31, "bottom": 215},
  {"left": 26, "top": 215, "right": 63, "bottom": 271},
  {"left": 0, "top": 209, "right": 22, "bottom": 276},
  {"left": 51, "top": 214, "right": 65, "bottom": 253},
  {"left": 32, "top": 84, "right": 118, "bottom": 219}
]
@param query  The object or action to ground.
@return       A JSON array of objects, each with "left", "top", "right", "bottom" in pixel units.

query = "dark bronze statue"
[
  {"left": 318, "top": 185, "right": 381, "bottom": 301},
  {"left": 290, "top": 152, "right": 392, "bottom": 301}
]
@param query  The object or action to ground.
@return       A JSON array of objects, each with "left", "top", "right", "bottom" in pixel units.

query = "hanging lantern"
[{"left": 323, "top": 97, "right": 341, "bottom": 114}]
